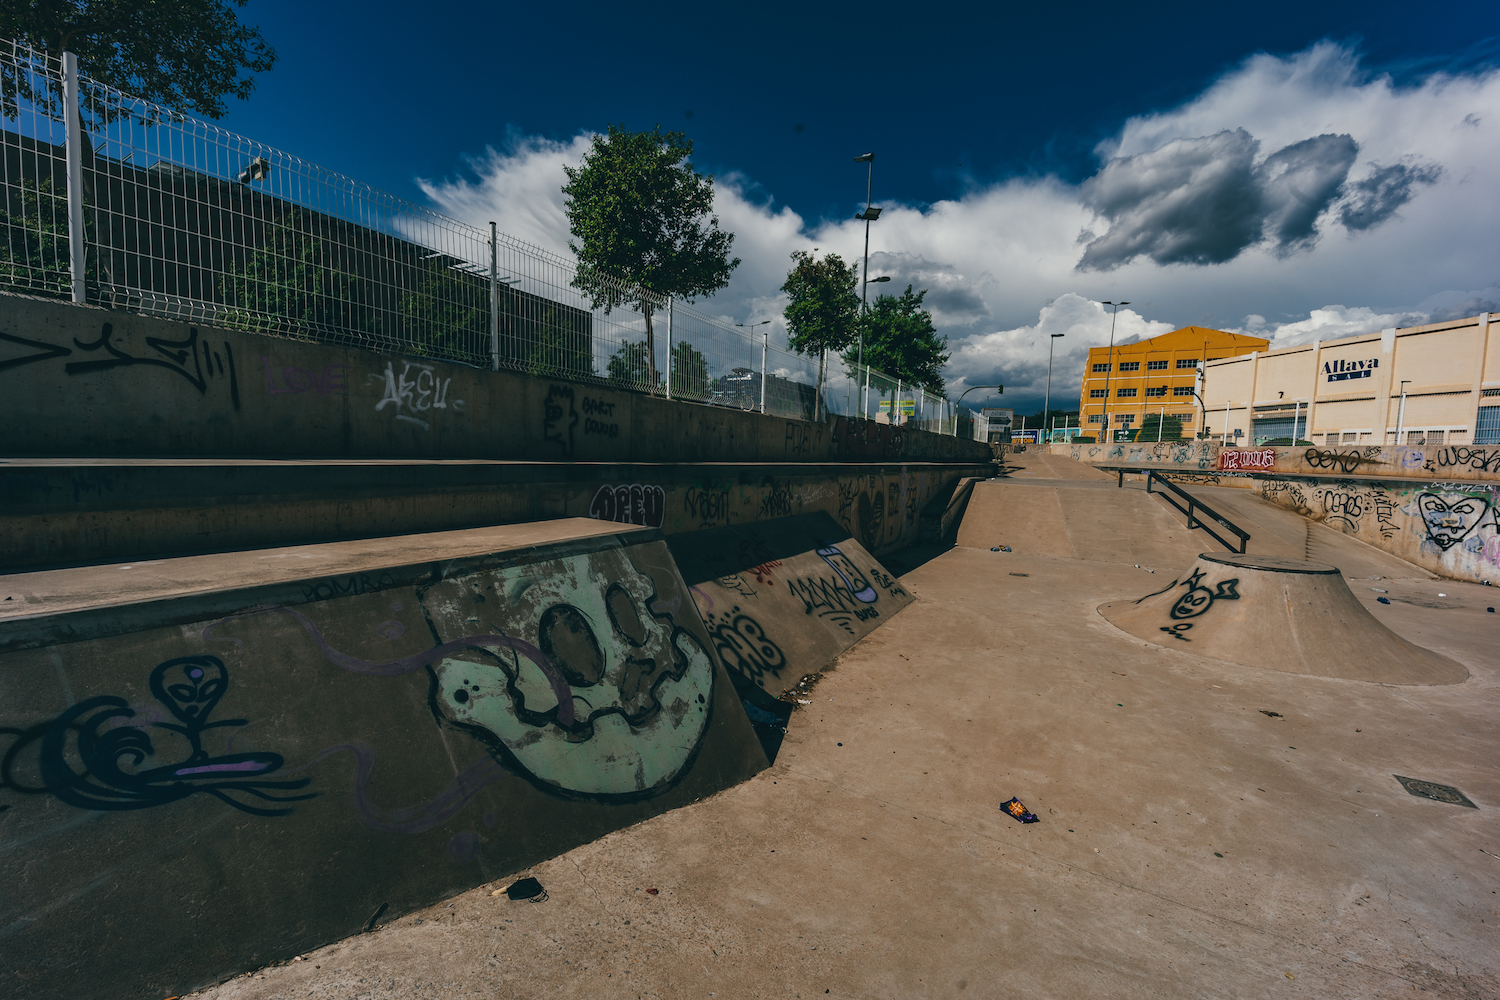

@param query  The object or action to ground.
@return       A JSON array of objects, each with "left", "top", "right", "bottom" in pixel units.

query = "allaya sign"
[{"left": 1325, "top": 358, "right": 1378, "bottom": 382}]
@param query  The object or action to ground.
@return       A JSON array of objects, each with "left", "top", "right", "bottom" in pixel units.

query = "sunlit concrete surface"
[{"left": 188, "top": 453, "right": 1500, "bottom": 1000}]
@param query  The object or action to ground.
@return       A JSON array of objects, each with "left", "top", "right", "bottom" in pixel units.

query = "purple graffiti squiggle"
[
  {"left": 207, "top": 605, "right": 574, "bottom": 726},
  {"left": 311, "top": 743, "right": 508, "bottom": 835},
  {"left": 174, "top": 761, "right": 269, "bottom": 775}
]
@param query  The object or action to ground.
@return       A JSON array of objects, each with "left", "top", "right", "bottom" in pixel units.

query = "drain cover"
[{"left": 1393, "top": 775, "right": 1477, "bottom": 808}]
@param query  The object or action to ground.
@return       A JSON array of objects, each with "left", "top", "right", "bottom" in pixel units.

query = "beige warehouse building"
[{"left": 1199, "top": 313, "right": 1500, "bottom": 446}]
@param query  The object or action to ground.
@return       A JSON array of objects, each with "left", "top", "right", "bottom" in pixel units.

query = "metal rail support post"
[
  {"left": 489, "top": 222, "right": 499, "bottom": 371},
  {"left": 62, "top": 52, "right": 86, "bottom": 305},
  {"left": 664, "top": 297, "right": 673, "bottom": 401}
]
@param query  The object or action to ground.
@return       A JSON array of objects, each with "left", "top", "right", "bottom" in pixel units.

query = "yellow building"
[{"left": 1078, "top": 326, "right": 1268, "bottom": 440}]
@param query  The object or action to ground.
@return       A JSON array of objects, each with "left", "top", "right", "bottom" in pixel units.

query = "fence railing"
[{"left": 0, "top": 39, "right": 958, "bottom": 433}]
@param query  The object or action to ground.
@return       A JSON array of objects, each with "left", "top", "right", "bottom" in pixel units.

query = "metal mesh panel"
[{"left": 0, "top": 40, "right": 958, "bottom": 433}]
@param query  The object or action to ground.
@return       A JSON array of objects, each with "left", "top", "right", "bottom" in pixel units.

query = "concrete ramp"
[
  {"left": 957, "top": 480, "right": 1207, "bottom": 566},
  {"left": 1098, "top": 552, "right": 1467, "bottom": 685},
  {"left": 667, "top": 513, "right": 914, "bottom": 700},
  {"left": 0, "top": 520, "right": 766, "bottom": 1000}
]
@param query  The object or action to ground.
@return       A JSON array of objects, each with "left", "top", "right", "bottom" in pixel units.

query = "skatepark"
[{"left": 2, "top": 301, "right": 1497, "bottom": 1000}]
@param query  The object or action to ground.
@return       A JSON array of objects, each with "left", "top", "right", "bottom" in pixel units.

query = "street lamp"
[
  {"left": 737, "top": 320, "right": 773, "bottom": 414},
  {"left": 953, "top": 384, "right": 1004, "bottom": 438},
  {"left": 1099, "top": 300, "right": 1129, "bottom": 441},
  {"left": 1043, "top": 333, "right": 1064, "bottom": 443},
  {"left": 854, "top": 152, "right": 879, "bottom": 417},
  {"left": 1395, "top": 380, "right": 1411, "bottom": 444}
]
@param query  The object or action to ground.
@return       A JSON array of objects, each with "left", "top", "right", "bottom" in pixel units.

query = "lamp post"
[
  {"left": 1395, "top": 380, "right": 1411, "bottom": 444},
  {"left": 854, "top": 152, "right": 881, "bottom": 418},
  {"left": 953, "top": 384, "right": 1004, "bottom": 438},
  {"left": 737, "top": 320, "right": 773, "bottom": 413},
  {"left": 1043, "top": 332, "right": 1064, "bottom": 443},
  {"left": 1099, "top": 300, "right": 1129, "bottom": 442}
]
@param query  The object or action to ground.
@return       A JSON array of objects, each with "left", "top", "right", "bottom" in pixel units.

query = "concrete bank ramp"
[
  {"left": 667, "top": 512, "right": 914, "bottom": 700},
  {"left": 1099, "top": 553, "right": 1468, "bottom": 685},
  {"left": 956, "top": 479, "right": 1207, "bottom": 566},
  {"left": 0, "top": 520, "right": 765, "bottom": 1000}
]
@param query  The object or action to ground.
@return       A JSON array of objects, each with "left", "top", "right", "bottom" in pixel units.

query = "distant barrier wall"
[
  {"left": 1050, "top": 440, "right": 1500, "bottom": 484},
  {"left": 1, "top": 296, "right": 990, "bottom": 464}
]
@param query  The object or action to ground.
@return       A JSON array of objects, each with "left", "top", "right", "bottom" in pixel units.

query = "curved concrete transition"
[{"left": 1098, "top": 552, "right": 1468, "bottom": 685}]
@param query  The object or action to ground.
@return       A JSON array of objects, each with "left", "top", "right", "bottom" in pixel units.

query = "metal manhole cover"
[{"left": 1393, "top": 775, "right": 1477, "bottom": 808}]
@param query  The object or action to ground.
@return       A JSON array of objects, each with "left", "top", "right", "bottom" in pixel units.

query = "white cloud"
[{"left": 416, "top": 43, "right": 1500, "bottom": 410}]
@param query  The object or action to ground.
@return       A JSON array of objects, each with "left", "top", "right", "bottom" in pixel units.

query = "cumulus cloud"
[
  {"left": 415, "top": 42, "right": 1499, "bottom": 411},
  {"left": 1338, "top": 158, "right": 1443, "bottom": 230}
]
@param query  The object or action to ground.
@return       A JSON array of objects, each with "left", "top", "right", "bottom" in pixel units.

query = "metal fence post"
[
  {"left": 489, "top": 222, "right": 499, "bottom": 371},
  {"left": 664, "top": 296, "right": 672, "bottom": 401},
  {"left": 760, "top": 324, "right": 768, "bottom": 414},
  {"left": 62, "top": 51, "right": 86, "bottom": 305}
]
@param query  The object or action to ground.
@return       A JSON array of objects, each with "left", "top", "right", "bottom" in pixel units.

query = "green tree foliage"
[
  {"left": 397, "top": 256, "right": 487, "bottom": 362},
  {"left": 851, "top": 285, "right": 949, "bottom": 396},
  {"left": 2, "top": 0, "right": 277, "bottom": 120},
  {"left": 562, "top": 124, "right": 739, "bottom": 390},
  {"left": 0, "top": 175, "right": 70, "bottom": 295},
  {"left": 606, "top": 339, "right": 657, "bottom": 393},
  {"left": 217, "top": 210, "right": 358, "bottom": 337},
  {"left": 671, "top": 339, "right": 710, "bottom": 401},
  {"left": 781, "top": 249, "right": 859, "bottom": 419}
]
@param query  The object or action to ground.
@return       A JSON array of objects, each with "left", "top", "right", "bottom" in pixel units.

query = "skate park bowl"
[
  {"left": 1099, "top": 552, "right": 1469, "bottom": 685},
  {"left": 0, "top": 519, "right": 772, "bottom": 1000}
]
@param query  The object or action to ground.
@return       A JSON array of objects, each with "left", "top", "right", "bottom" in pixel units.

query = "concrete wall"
[
  {"left": 1050, "top": 440, "right": 1500, "bottom": 483},
  {"left": 2, "top": 460, "right": 981, "bottom": 569},
  {"left": 0, "top": 294, "right": 989, "bottom": 464}
]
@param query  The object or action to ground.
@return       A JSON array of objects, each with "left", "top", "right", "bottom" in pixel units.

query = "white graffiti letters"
[{"left": 370, "top": 361, "right": 463, "bottom": 430}]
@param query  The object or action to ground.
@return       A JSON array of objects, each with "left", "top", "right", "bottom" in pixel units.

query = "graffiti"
[
  {"left": 1159, "top": 622, "right": 1195, "bottom": 642},
  {"left": 784, "top": 422, "right": 812, "bottom": 458},
  {"left": 1219, "top": 448, "right": 1276, "bottom": 472},
  {"left": 787, "top": 571, "right": 880, "bottom": 633},
  {"left": 1168, "top": 568, "right": 1240, "bottom": 620},
  {"left": 684, "top": 483, "right": 731, "bottom": 528},
  {"left": 836, "top": 479, "right": 860, "bottom": 530},
  {"left": 581, "top": 395, "right": 619, "bottom": 438},
  {"left": 759, "top": 476, "right": 795, "bottom": 519},
  {"left": 300, "top": 571, "right": 399, "bottom": 603},
  {"left": 1303, "top": 448, "right": 1367, "bottom": 474},
  {"left": 1371, "top": 489, "right": 1401, "bottom": 540},
  {"left": 543, "top": 384, "right": 579, "bottom": 455},
  {"left": 869, "top": 566, "right": 909, "bottom": 598},
  {"left": 1322, "top": 491, "right": 1366, "bottom": 532},
  {"left": 1433, "top": 446, "right": 1500, "bottom": 475},
  {"left": 717, "top": 573, "right": 758, "bottom": 598},
  {"left": 1, "top": 322, "right": 243, "bottom": 410},
  {"left": 706, "top": 606, "right": 788, "bottom": 682},
  {"left": 1261, "top": 479, "right": 1310, "bottom": 515},
  {"left": 749, "top": 560, "right": 782, "bottom": 585},
  {"left": 0, "top": 656, "right": 314, "bottom": 815},
  {"left": 1399, "top": 448, "right": 1426, "bottom": 469},
  {"left": 1163, "top": 473, "right": 1227, "bottom": 486},
  {"left": 815, "top": 543, "right": 879, "bottom": 602},
  {"left": 371, "top": 360, "right": 461, "bottom": 430},
  {"left": 590, "top": 483, "right": 666, "bottom": 528},
  {"left": 311, "top": 743, "right": 507, "bottom": 834},
  {"left": 1414, "top": 492, "right": 1490, "bottom": 551},
  {"left": 421, "top": 549, "right": 715, "bottom": 801},
  {"left": 262, "top": 356, "right": 349, "bottom": 396}
]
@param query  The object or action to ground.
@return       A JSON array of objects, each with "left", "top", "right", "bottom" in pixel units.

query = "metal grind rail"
[{"left": 1104, "top": 467, "right": 1250, "bottom": 553}]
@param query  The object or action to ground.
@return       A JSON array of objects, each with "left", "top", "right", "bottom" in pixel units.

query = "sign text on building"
[{"left": 1324, "top": 358, "right": 1377, "bottom": 382}]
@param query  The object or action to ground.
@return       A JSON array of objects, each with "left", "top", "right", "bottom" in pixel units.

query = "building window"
[
  {"left": 1117, "top": 387, "right": 1137, "bottom": 398},
  {"left": 1176, "top": 358, "right": 1198, "bottom": 369},
  {"left": 1179, "top": 413, "right": 1193, "bottom": 425},
  {"left": 1092, "top": 363, "right": 1111, "bottom": 373},
  {"left": 1088, "top": 414, "right": 1105, "bottom": 424},
  {"left": 1146, "top": 360, "right": 1168, "bottom": 370},
  {"left": 1089, "top": 389, "right": 1108, "bottom": 398},
  {"left": 1119, "top": 361, "right": 1140, "bottom": 371},
  {"left": 1145, "top": 386, "right": 1167, "bottom": 397},
  {"left": 1173, "top": 386, "right": 1194, "bottom": 397}
]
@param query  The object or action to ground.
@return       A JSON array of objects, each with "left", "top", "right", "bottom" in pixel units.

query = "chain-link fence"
[{"left": 0, "top": 39, "right": 958, "bottom": 432}]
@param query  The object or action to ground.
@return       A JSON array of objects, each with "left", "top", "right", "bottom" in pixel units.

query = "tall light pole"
[
  {"left": 1099, "top": 300, "right": 1129, "bottom": 442},
  {"left": 1396, "top": 380, "right": 1411, "bottom": 444},
  {"left": 854, "top": 152, "right": 881, "bottom": 419},
  {"left": 737, "top": 320, "right": 773, "bottom": 413},
  {"left": 1043, "top": 333, "right": 1064, "bottom": 443},
  {"left": 953, "top": 384, "right": 1004, "bottom": 438}
]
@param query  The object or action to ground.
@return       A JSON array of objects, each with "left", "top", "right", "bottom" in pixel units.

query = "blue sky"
[{"left": 220, "top": 0, "right": 1500, "bottom": 413}]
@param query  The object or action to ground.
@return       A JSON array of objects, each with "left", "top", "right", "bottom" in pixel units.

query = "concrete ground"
[{"left": 188, "top": 453, "right": 1500, "bottom": 1000}]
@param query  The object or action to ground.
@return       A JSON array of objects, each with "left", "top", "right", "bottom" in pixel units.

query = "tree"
[
  {"left": 781, "top": 249, "right": 859, "bottom": 420},
  {"left": 670, "top": 339, "right": 710, "bottom": 401},
  {"left": 1135, "top": 412, "right": 1184, "bottom": 442},
  {"left": 850, "top": 285, "right": 949, "bottom": 397},
  {"left": 2, "top": 1, "right": 277, "bottom": 120},
  {"left": 561, "top": 124, "right": 739, "bottom": 392},
  {"left": 606, "top": 339, "right": 657, "bottom": 393}
]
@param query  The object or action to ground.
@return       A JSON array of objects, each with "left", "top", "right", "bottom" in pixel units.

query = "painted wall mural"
[
  {"left": 1055, "top": 441, "right": 1500, "bottom": 485},
  {"left": 1256, "top": 478, "right": 1500, "bottom": 583}
]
